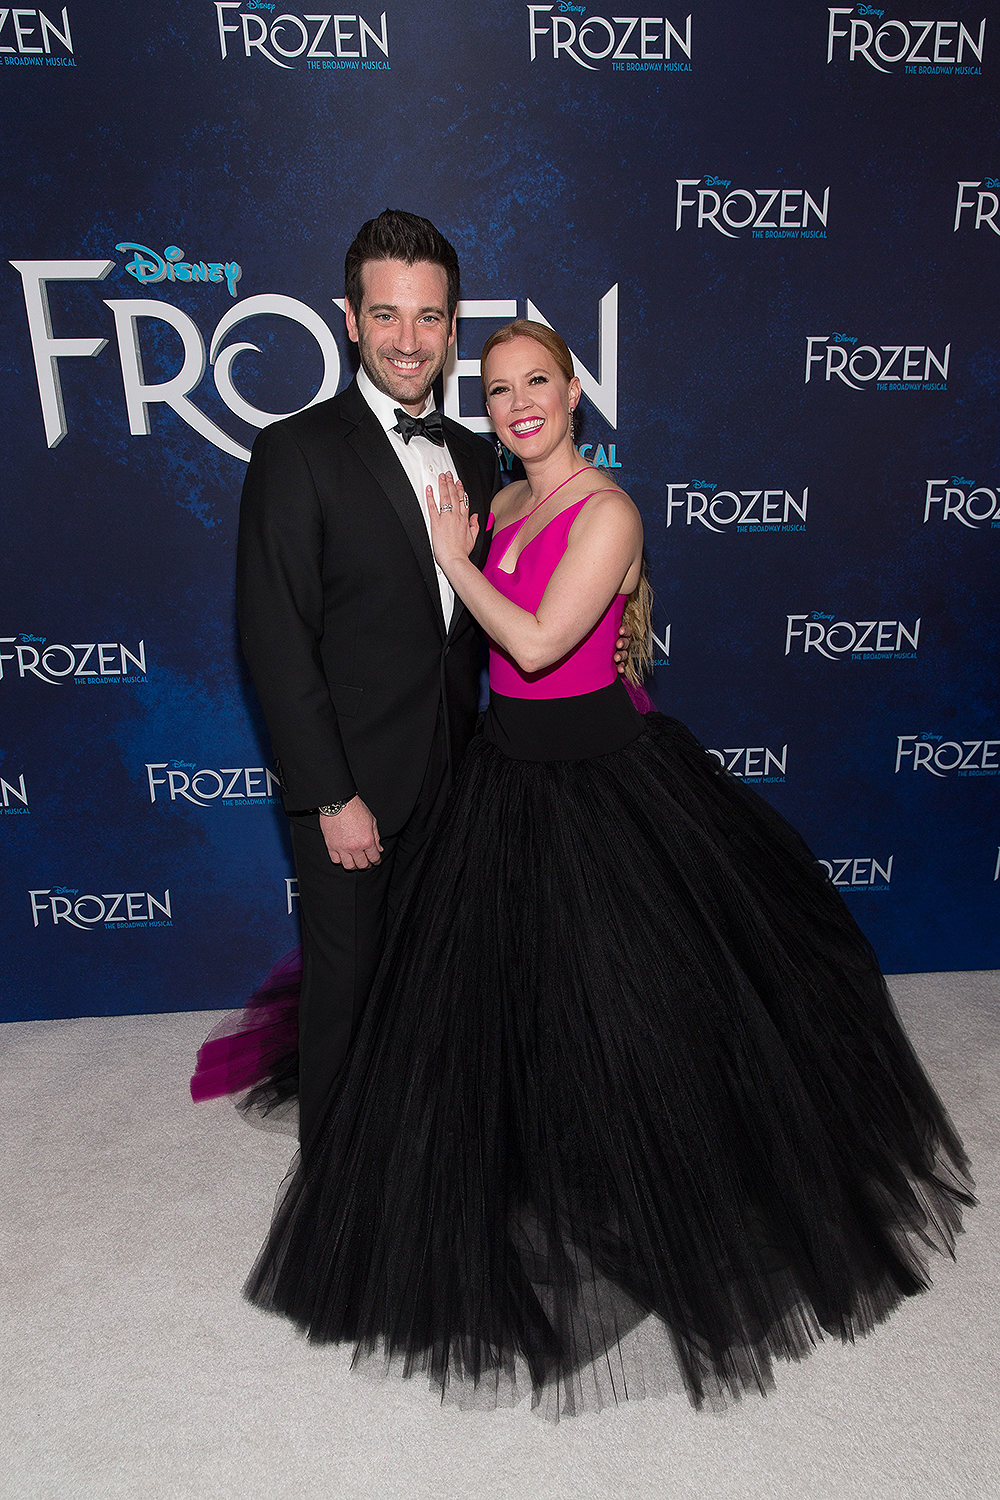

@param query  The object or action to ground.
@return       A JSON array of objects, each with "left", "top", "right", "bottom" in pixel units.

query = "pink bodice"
[{"left": 483, "top": 494, "right": 627, "bottom": 700}]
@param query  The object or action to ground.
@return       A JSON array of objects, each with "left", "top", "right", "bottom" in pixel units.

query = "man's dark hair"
[{"left": 344, "top": 209, "right": 460, "bottom": 323}]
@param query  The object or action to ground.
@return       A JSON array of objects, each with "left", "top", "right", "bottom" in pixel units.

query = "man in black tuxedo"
[{"left": 237, "top": 210, "right": 500, "bottom": 1147}]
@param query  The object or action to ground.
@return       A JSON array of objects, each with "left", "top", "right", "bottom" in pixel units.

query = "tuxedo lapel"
[{"left": 343, "top": 399, "right": 447, "bottom": 639}]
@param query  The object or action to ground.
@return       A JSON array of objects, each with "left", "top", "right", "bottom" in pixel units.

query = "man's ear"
[
  {"left": 447, "top": 311, "right": 457, "bottom": 348},
  {"left": 345, "top": 299, "right": 360, "bottom": 345}
]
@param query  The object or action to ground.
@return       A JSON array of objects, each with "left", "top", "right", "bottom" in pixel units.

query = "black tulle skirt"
[{"left": 243, "top": 688, "right": 972, "bottom": 1414}]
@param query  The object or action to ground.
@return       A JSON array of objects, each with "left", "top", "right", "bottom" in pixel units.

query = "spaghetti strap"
[
  {"left": 495, "top": 468, "right": 606, "bottom": 573},
  {"left": 546, "top": 489, "right": 628, "bottom": 536},
  {"left": 574, "top": 489, "right": 623, "bottom": 505},
  {"left": 521, "top": 466, "right": 594, "bottom": 521}
]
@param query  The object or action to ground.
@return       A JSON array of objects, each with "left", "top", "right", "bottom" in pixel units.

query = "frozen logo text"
[
  {"left": 0, "top": 636, "right": 146, "bottom": 684},
  {"left": 0, "top": 6, "right": 72, "bottom": 55},
  {"left": 707, "top": 745, "right": 787, "bottom": 782},
  {"left": 666, "top": 485, "right": 808, "bottom": 531},
  {"left": 827, "top": 10, "right": 985, "bottom": 71},
  {"left": 29, "top": 888, "right": 173, "bottom": 929},
  {"left": 9, "top": 260, "right": 618, "bottom": 459},
  {"left": 804, "top": 337, "right": 950, "bottom": 388},
  {"left": 1, "top": 772, "right": 28, "bottom": 811},
  {"left": 923, "top": 479, "right": 999, "bottom": 527},
  {"left": 146, "top": 762, "right": 281, "bottom": 806},
  {"left": 818, "top": 856, "right": 893, "bottom": 890},
  {"left": 895, "top": 735, "right": 999, "bottom": 776},
  {"left": 785, "top": 614, "right": 921, "bottom": 658},
  {"left": 528, "top": 6, "right": 691, "bottom": 68},
  {"left": 647, "top": 621, "right": 670, "bottom": 666},
  {"left": 675, "top": 181, "right": 829, "bottom": 238},
  {"left": 954, "top": 181, "right": 1000, "bottom": 233},
  {"left": 118, "top": 244, "right": 242, "bottom": 298},
  {"left": 215, "top": 4, "right": 388, "bottom": 68}
]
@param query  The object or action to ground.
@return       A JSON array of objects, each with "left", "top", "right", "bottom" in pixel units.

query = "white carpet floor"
[{"left": 2, "top": 970, "right": 998, "bottom": 1500}]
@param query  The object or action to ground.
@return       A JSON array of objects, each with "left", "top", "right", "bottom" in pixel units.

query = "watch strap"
[{"left": 317, "top": 800, "right": 351, "bottom": 817}]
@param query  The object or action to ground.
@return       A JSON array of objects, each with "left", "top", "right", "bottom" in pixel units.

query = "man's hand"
[
  {"left": 319, "top": 795, "right": 383, "bottom": 870},
  {"left": 614, "top": 620, "right": 633, "bottom": 674}
]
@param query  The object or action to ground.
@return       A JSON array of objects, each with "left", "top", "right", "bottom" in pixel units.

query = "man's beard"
[{"left": 358, "top": 336, "right": 444, "bottom": 409}]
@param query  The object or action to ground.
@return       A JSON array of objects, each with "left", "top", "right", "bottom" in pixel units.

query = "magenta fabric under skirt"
[{"left": 190, "top": 946, "right": 301, "bottom": 1107}]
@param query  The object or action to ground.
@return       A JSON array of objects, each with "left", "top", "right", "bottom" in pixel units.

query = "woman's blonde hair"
[
  {"left": 621, "top": 558, "right": 653, "bottom": 687},
  {"left": 481, "top": 319, "right": 654, "bottom": 689},
  {"left": 480, "top": 318, "right": 574, "bottom": 387}
]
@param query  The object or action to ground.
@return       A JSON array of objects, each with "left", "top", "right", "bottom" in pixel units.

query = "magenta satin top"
[{"left": 483, "top": 493, "right": 627, "bottom": 700}]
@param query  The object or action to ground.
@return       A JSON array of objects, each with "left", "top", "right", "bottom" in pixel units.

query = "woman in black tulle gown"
[{"left": 241, "top": 320, "right": 972, "bottom": 1413}]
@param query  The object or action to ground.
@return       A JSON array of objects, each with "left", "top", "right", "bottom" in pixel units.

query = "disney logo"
[
  {"left": 53, "top": 887, "right": 80, "bottom": 895},
  {"left": 985, "top": 178, "right": 1000, "bottom": 190},
  {"left": 690, "top": 480, "right": 717, "bottom": 490},
  {"left": 117, "top": 244, "right": 242, "bottom": 298},
  {"left": 704, "top": 176, "right": 731, "bottom": 188},
  {"left": 246, "top": 1, "right": 276, "bottom": 10},
  {"left": 951, "top": 476, "right": 976, "bottom": 486},
  {"left": 810, "top": 611, "right": 835, "bottom": 622},
  {"left": 19, "top": 633, "right": 46, "bottom": 643},
  {"left": 557, "top": 1, "right": 586, "bottom": 11},
  {"left": 856, "top": 5, "right": 884, "bottom": 16},
  {"left": 170, "top": 760, "right": 196, "bottom": 770},
  {"left": 830, "top": 333, "right": 857, "bottom": 344},
  {"left": 920, "top": 732, "right": 942, "bottom": 741}
]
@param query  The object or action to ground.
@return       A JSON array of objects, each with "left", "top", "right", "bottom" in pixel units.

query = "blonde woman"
[{"left": 245, "top": 322, "right": 971, "bottom": 1413}]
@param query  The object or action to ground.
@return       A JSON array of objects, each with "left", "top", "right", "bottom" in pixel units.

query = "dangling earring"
[{"left": 569, "top": 407, "right": 575, "bottom": 443}]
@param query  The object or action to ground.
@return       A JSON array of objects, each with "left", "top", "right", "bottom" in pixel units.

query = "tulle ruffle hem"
[{"left": 242, "top": 714, "right": 973, "bottom": 1415}]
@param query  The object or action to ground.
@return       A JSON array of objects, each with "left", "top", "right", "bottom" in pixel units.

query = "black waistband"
[{"left": 482, "top": 680, "right": 646, "bottom": 762}]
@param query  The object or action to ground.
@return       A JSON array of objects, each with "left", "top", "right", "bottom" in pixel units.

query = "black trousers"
[{"left": 289, "top": 713, "right": 452, "bottom": 1150}]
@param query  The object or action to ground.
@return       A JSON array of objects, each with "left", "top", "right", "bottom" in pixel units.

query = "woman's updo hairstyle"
[{"left": 481, "top": 319, "right": 575, "bottom": 388}]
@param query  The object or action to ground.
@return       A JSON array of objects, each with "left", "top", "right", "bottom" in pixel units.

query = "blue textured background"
[{"left": 2, "top": 1, "right": 997, "bottom": 1020}]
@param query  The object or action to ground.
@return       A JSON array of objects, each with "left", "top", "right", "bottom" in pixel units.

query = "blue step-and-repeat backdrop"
[{"left": 2, "top": 2, "right": 998, "bottom": 1021}]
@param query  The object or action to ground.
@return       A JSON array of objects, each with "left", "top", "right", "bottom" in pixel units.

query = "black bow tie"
[{"left": 392, "top": 408, "right": 445, "bottom": 446}]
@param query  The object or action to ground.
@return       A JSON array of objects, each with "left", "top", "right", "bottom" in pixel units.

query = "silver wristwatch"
[{"left": 317, "top": 800, "right": 351, "bottom": 817}]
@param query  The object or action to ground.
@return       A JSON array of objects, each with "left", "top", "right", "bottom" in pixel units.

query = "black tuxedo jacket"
[{"left": 236, "top": 378, "right": 501, "bottom": 833}]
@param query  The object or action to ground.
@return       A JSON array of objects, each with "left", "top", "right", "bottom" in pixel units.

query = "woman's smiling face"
[{"left": 484, "top": 336, "right": 580, "bottom": 460}]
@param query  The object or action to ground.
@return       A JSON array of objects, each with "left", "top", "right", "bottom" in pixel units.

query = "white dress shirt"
[{"left": 356, "top": 367, "right": 456, "bottom": 629}]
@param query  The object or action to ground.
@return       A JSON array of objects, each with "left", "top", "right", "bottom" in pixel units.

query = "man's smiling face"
[{"left": 346, "top": 258, "right": 456, "bottom": 415}]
